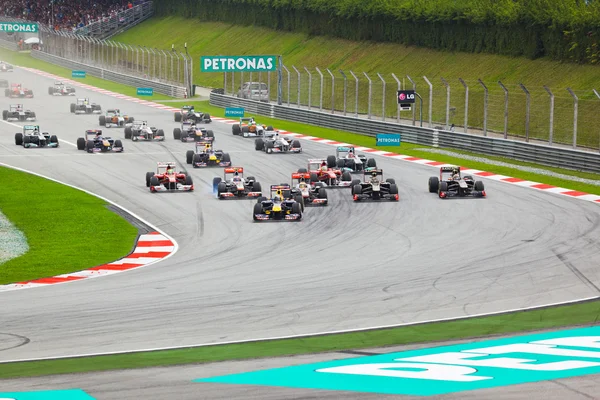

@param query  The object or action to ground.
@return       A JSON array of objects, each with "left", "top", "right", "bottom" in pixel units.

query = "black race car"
[
  {"left": 186, "top": 142, "right": 231, "bottom": 167},
  {"left": 428, "top": 166, "right": 486, "bottom": 199},
  {"left": 253, "top": 185, "right": 303, "bottom": 221},
  {"left": 125, "top": 121, "right": 165, "bottom": 141},
  {"left": 76, "top": 130, "right": 123, "bottom": 153},
  {"left": 173, "top": 121, "right": 215, "bottom": 143},
  {"left": 174, "top": 105, "right": 211, "bottom": 123},
  {"left": 213, "top": 167, "right": 263, "bottom": 199},
  {"left": 3, "top": 104, "right": 36, "bottom": 121},
  {"left": 255, "top": 131, "right": 302, "bottom": 154},
  {"left": 351, "top": 169, "right": 399, "bottom": 201}
]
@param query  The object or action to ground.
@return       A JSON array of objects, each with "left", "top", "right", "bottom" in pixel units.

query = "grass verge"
[
  {"left": 160, "top": 100, "right": 600, "bottom": 196},
  {"left": 0, "top": 167, "right": 138, "bottom": 284},
  {"left": 1, "top": 298, "right": 599, "bottom": 378},
  {"left": 0, "top": 48, "right": 173, "bottom": 101}
]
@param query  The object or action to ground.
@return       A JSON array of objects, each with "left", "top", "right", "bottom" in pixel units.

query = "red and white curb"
[
  {"left": 20, "top": 67, "right": 600, "bottom": 206},
  {"left": 0, "top": 163, "right": 178, "bottom": 293}
]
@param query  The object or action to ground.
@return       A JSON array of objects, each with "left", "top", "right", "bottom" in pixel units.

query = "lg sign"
[{"left": 397, "top": 90, "right": 415, "bottom": 104}]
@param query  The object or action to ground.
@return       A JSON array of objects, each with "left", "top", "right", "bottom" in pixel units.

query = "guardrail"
[
  {"left": 210, "top": 93, "right": 600, "bottom": 173},
  {"left": 0, "top": 37, "right": 19, "bottom": 51},
  {"left": 31, "top": 50, "right": 186, "bottom": 97}
]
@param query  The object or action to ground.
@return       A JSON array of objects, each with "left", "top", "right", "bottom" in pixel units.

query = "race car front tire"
[
  {"left": 146, "top": 172, "right": 154, "bottom": 187},
  {"left": 295, "top": 195, "right": 305, "bottom": 212},
  {"left": 14, "top": 133, "right": 23, "bottom": 145},
  {"left": 352, "top": 184, "right": 362, "bottom": 195},
  {"left": 50, "top": 135, "right": 58, "bottom": 146},
  {"left": 2, "top": 110, "right": 7, "bottom": 120},
  {"left": 291, "top": 202, "right": 302, "bottom": 219},
  {"left": 173, "top": 128, "right": 181, "bottom": 140},
  {"left": 474, "top": 181, "right": 485, "bottom": 191},
  {"left": 206, "top": 130, "right": 214, "bottom": 139},
  {"left": 439, "top": 181, "right": 448, "bottom": 198},
  {"left": 255, "top": 139, "right": 264, "bottom": 151},
  {"left": 150, "top": 176, "right": 159, "bottom": 190},
  {"left": 185, "top": 175, "right": 193, "bottom": 187},
  {"left": 232, "top": 124, "right": 241, "bottom": 135},
  {"left": 99, "top": 115, "right": 106, "bottom": 126},
  {"left": 86, "top": 140, "right": 95, "bottom": 153},
  {"left": 217, "top": 182, "right": 227, "bottom": 197},
  {"left": 156, "top": 129, "right": 165, "bottom": 139},
  {"left": 70, "top": 103, "right": 75, "bottom": 113},
  {"left": 367, "top": 158, "right": 377, "bottom": 168},
  {"left": 291, "top": 140, "right": 301, "bottom": 149},
  {"left": 114, "top": 140, "right": 123, "bottom": 150},
  {"left": 174, "top": 112, "right": 182, "bottom": 122},
  {"left": 253, "top": 203, "right": 263, "bottom": 221},
  {"left": 389, "top": 184, "right": 399, "bottom": 195},
  {"left": 221, "top": 153, "right": 231, "bottom": 164},
  {"left": 192, "top": 153, "right": 202, "bottom": 166},
  {"left": 186, "top": 150, "right": 194, "bottom": 164},
  {"left": 77, "top": 137, "right": 85, "bottom": 150},
  {"left": 341, "top": 171, "right": 352, "bottom": 181},
  {"left": 213, "top": 177, "right": 222, "bottom": 190}
]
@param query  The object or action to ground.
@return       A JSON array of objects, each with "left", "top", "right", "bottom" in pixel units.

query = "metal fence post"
[
  {"left": 391, "top": 73, "right": 401, "bottom": 123},
  {"left": 292, "top": 66, "right": 300, "bottom": 108},
  {"left": 567, "top": 88, "right": 578, "bottom": 149},
  {"left": 363, "top": 72, "right": 372, "bottom": 119},
  {"left": 327, "top": 68, "right": 335, "bottom": 113},
  {"left": 423, "top": 76, "right": 433, "bottom": 128},
  {"left": 339, "top": 70, "right": 347, "bottom": 116},
  {"left": 519, "top": 83, "right": 531, "bottom": 142},
  {"left": 478, "top": 79, "right": 488, "bottom": 137},
  {"left": 315, "top": 67, "right": 324, "bottom": 111},
  {"left": 406, "top": 75, "right": 417, "bottom": 126},
  {"left": 304, "top": 67, "right": 312, "bottom": 109},
  {"left": 458, "top": 78, "right": 468, "bottom": 133},
  {"left": 441, "top": 77, "right": 450, "bottom": 130},
  {"left": 498, "top": 81, "right": 509, "bottom": 139},
  {"left": 349, "top": 71, "right": 359, "bottom": 117},
  {"left": 282, "top": 65, "right": 290, "bottom": 106},
  {"left": 544, "top": 86, "right": 555, "bottom": 146},
  {"left": 377, "top": 73, "right": 386, "bottom": 121}
]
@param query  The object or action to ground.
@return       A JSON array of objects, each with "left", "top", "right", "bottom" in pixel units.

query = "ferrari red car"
[
  {"left": 5, "top": 83, "right": 33, "bottom": 98},
  {"left": 297, "top": 158, "right": 353, "bottom": 187},
  {"left": 145, "top": 161, "right": 194, "bottom": 192}
]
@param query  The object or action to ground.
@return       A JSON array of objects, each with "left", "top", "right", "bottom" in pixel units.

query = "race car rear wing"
[
  {"left": 270, "top": 184, "right": 291, "bottom": 192},
  {"left": 291, "top": 172, "right": 311, "bottom": 180},
  {"left": 363, "top": 168, "right": 383, "bottom": 176},
  {"left": 440, "top": 166, "right": 460, "bottom": 172},
  {"left": 224, "top": 167, "right": 244, "bottom": 174}
]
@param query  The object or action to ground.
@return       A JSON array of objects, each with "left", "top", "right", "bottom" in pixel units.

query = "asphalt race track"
[{"left": 1, "top": 67, "right": 600, "bottom": 367}]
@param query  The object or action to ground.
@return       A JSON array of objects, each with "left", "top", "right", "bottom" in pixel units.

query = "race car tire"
[
  {"left": 297, "top": 168, "right": 308, "bottom": 173},
  {"left": 341, "top": 171, "right": 352, "bottom": 181},
  {"left": 76, "top": 137, "right": 85, "bottom": 150},
  {"left": 132, "top": 135, "right": 138, "bottom": 142},
  {"left": 267, "top": 125, "right": 273, "bottom": 130},
  {"left": 327, "top": 155, "right": 337, "bottom": 168},
  {"left": 70, "top": 103, "right": 76, "bottom": 113},
  {"left": 291, "top": 202, "right": 302, "bottom": 218},
  {"left": 114, "top": 140, "right": 123, "bottom": 149},
  {"left": 352, "top": 184, "right": 362, "bottom": 195},
  {"left": 222, "top": 153, "right": 231, "bottom": 164},
  {"left": 212, "top": 177, "right": 222, "bottom": 189},
  {"left": 252, "top": 182, "right": 262, "bottom": 193},
  {"left": 253, "top": 203, "right": 263, "bottom": 221},
  {"left": 335, "top": 159, "right": 345, "bottom": 169},
  {"left": 309, "top": 173, "right": 319, "bottom": 183},
  {"left": 283, "top": 189, "right": 291, "bottom": 199},
  {"left": 217, "top": 182, "right": 227, "bottom": 197},
  {"left": 30, "top": 112, "right": 36, "bottom": 119},
  {"left": 2, "top": 110, "right": 7, "bottom": 120},
  {"left": 463, "top": 175, "right": 474, "bottom": 181},
  {"left": 428, "top": 177, "right": 439, "bottom": 193},
  {"left": 291, "top": 140, "right": 301, "bottom": 149},
  {"left": 386, "top": 178, "right": 396, "bottom": 185},
  {"left": 295, "top": 195, "right": 305, "bottom": 212},
  {"left": 173, "top": 128, "right": 181, "bottom": 140},
  {"left": 174, "top": 112, "right": 182, "bottom": 122},
  {"left": 185, "top": 175, "right": 194, "bottom": 187},
  {"left": 257, "top": 196, "right": 267, "bottom": 203},
  {"left": 206, "top": 130, "right": 215, "bottom": 138},
  {"left": 232, "top": 124, "right": 241, "bottom": 135},
  {"left": 474, "top": 181, "right": 485, "bottom": 191},
  {"left": 86, "top": 140, "right": 95, "bottom": 153},
  {"left": 14, "top": 133, "right": 23, "bottom": 145},
  {"left": 186, "top": 150, "right": 194, "bottom": 164},
  {"left": 265, "top": 141, "right": 274, "bottom": 154},
  {"left": 318, "top": 188, "right": 328, "bottom": 199},
  {"left": 439, "top": 181, "right": 448, "bottom": 197},
  {"left": 146, "top": 172, "right": 154, "bottom": 187},
  {"left": 367, "top": 158, "right": 377, "bottom": 168},
  {"left": 48, "top": 87, "right": 53, "bottom": 95},
  {"left": 247, "top": 176, "right": 256, "bottom": 182},
  {"left": 156, "top": 129, "right": 165, "bottom": 139},
  {"left": 242, "top": 125, "right": 249, "bottom": 133},
  {"left": 389, "top": 184, "right": 399, "bottom": 195},
  {"left": 128, "top": 117, "right": 134, "bottom": 123},
  {"left": 150, "top": 176, "right": 160, "bottom": 189},
  {"left": 50, "top": 135, "right": 58, "bottom": 146},
  {"left": 192, "top": 153, "right": 202, "bottom": 167},
  {"left": 99, "top": 115, "right": 106, "bottom": 126},
  {"left": 255, "top": 139, "right": 264, "bottom": 151},
  {"left": 351, "top": 179, "right": 360, "bottom": 186}
]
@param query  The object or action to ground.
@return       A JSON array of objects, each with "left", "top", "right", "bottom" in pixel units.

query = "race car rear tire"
[
  {"left": 150, "top": 176, "right": 159, "bottom": 189},
  {"left": 14, "top": 133, "right": 23, "bottom": 145},
  {"left": 146, "top": 172, "right": 154, "bottom": 187},
  {"left": 156, "top": 129, "right": 165, "bottom": 139},
  {"left": 291, "top": 202, "right": 302, "bottom": 218},
  {"left": 185, "top": 175, "right": 194, "bottom": 187},
  {"left": 351, "top": 179, "right": 361, "bottom": 186},
  {"left": 291, "top": 140, "right": 301, "bottom": 149},
  {"left": 474, "top": 181, "right": 485, "bottom": 191},
  {"left": 114, "top": 140, "right": 123, "bottom": 150},
  {"left": 318, "top": 188, "right": 328, "bottom": 199},
  {"left": 386, "top": 178, "right": 396, "bottom": 185},
  {"left": 255, "top": 139, "right": 264, "bottom": 151},
  {"left": 428, "top": 177, "right": 439, "bottom": 193},
  {"left": 99, "top": 115, "right": 106, "bottom": 126},
  {"left": 352, "top": 184, "right": 362, "bottom": 195},
  {"left": 309, "top": 173, "right": 319, "bottom": 183},
  {"left": 174, "top": 112, "right": 182, "bottom": 122},
  {"left": 173, "top": 128, "right": 181, "bottom": 140},
  {"left": 76, "top": 137, "right": 85, "bottom": 150},
  {"left": 297, "top": 168, "right": 307, "bottom": 173},
  {"left": 50, "top": 135, "right": 58, "bottom": 145},
  {"left": 186, "top": 150, "right": 194, "bottom": 164},
  {"left": 232, "top": 124, "right": 241, "bottom": 135},
  {"left": 367, "top": 158, "right": 376, "bottom": 168},
  {"left": 217, "top": 182, "right": 227, "bottom": 197},
  {"left": 86, "top": 140, "right": 95, "bottom": 153},
  {"left": 252, "top": 182, "right": 262, "bottom": 193},
  {"left": 327, "top": 155, "right": 337, "bottom": 168},
  {"left": 70, "top": 103, "right": 75, "bottom": 113},
  {"left": 389, "top": 183, "right": 399, "bottom": 195},
  {"left": 341, "top": 171, "right": 352, "bottom": 181},
  {"left": 221, "top": 153, "right": 231, "bottom": 163},
  {"left": 253, "top": 203, "right": 263, "bottom": 221}
]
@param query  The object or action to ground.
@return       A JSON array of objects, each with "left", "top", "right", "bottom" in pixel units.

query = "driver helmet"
[
  {"left": 273, "top": 192, "right": 282, "bottom": 203},
  {"left": 320, "top": 161, "right": 328, "bottom": 172},
  {"left": 166, "top": 165, "right": 175, "bottom": 175},
  {"left": 95, "top": 131, "right": 102, "bottom": 137},
  {"left": 298, "top": 181, "right": 307, "bottom": 189},
  {"left": 453, "top": 173, "right": 460, "bottom": 180},
  {"left": 371, "top": 171, "right": 378, "bottom": 178}
]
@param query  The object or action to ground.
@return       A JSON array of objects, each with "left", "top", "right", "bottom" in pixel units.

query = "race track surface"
[{"left": 1, "top": 67, "right": 600, "bottom": 362}]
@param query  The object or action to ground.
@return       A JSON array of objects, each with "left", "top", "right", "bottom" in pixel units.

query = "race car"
[
  {"left": 76, "top": 130, "right": 123, "bottom": 153},
  {"left": 298, "top": 159, "right": 353, "bottom": 187},
  {"left": 0, "top": 62, "right": 13, "bottom": 72},
  {"left": 145, "top": 161, "right": 194, "bottom": 192},
  {"left": 70, "top": 98, "right": 102, "bottom": 114},
  {"left": 99, "top": 109, "right": 134, "bottom": 128},
  {"left": 351, "top": 169, "right": 399, "bottom": 202},
  {"left": 2, "top": 104, "right": 36, "bottom": 121},
  {"left": 173, "top": 121, "right": 215, "bottom": 143},
  {"left": 48, "top": 81, "right": 76, "bottom": 96},
  {"left": 255, "top": 131, "right": 302, "bottom": 154},
  {"left": 15, "top": 125, "right": 59, "bottom": 148},
  {"left": 253, "top": 185, "right": 303, "bottom": 221},
  {"left": 186, "top": 142, "right": 231, "bottom": 168},
  {"left": 0, "top": 78, "right": 8, "bottom": 88},
  {"left": 174, "top": 105, "right": 211, "bottom": 123},
  {"left": 5, "top": 83, "right": 33, "bottom": 98},
  {"left": 124, "top": 121, "right": 165, "bottom": 141},
  {"left": 232, "top": 117, "right": 274, "bottom": 137},
  {"left": 290, "top": 172, "right": 328, "bottom": 206},
  {"left": 213, "top": 167, "right": 263, "bottom": 199},
  {"left": 428, "top": 166, "right": 486, "bottom": 199},
  {"left": 330, "top": 146, "right": 377, "bottom": 173}
]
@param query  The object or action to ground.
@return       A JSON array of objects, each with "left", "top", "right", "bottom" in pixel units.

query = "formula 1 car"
[
  {"left": 146, "top": 161, "right": 194, "bottom": 192},
  {"left": 232, "top": 117, "right": 274, "bottom": 137},
  {"left": 298, "top": 159, "right": 353, "bottom": 187},
  {"left": 428, "top": 166, "right": 486, "bottom": 199},
  {"left": 213, "top": 167, "right": 263, "bottom": 199},
  {"left": 2, "top": 104, "right": 36, "bottom": 121},
  {"left": 70, "top": 98, "right": 102, "bottom": 114},
  {"left": 99, "top": 109, "right": 134, "bottom": 127},
  {"left": 290, "top": 172, "right": 328, "bottom": 206},
  {"left": 48, "top": 81, "right": 76, "bottom": 96},
  {"left": 255, "top": 132, "right": 302, "bottom": 154},
  {"left": 174, "top": 105, "right": 211, "bottom": 123},
  {"left": 15, "top": 125, "right": 59, "bottom": 148},
  {"left": 5, "top": 83, "right": 33, "bottom": 98},
  {"left": 351, "top": 169, "right": 399, "bottom": 201},
  {"left": 125, "top": 121, "right": 165, "bottom": 141},
  {"left": 186, "top": 142, "right": 231, "bottom": 168},
  {"left": 330, "top": 146, "right": 376, "bottom": 173},
  {"left": 76, "top": 130, "right": 123, "bottom": 153},
  {"left": 173, "top": 121, "right": 215, "bottom": 143},
  {"left": 0, "top": 62, "right": 13, "bottom": 72},
  {"left": 0, "top": 78, "right": 8, "bottom": 88},
  {"left": 253, "top": 185, "right": 303, "bottom": 221}
]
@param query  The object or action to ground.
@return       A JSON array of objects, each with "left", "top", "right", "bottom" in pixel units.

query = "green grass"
[
  {"left": 0, "top": 48, "right": 174, "bottom": 101},
  {"left": 1, "top": 298, "right": 599, "bottom": 378},
  {"left": 0, "top": 167, "right": 138, "bottom": 284},
  {"left": 161, "top": 100, "right": 600, "bottom": 195},
  {"left": 115, "top": 16, "right": 600, "bottom": 148}
]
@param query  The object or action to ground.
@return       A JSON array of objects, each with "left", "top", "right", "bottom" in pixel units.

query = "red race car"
[
  {"left": 296, "top": 158, "right": 353, "bottom": 187},
  {"left": 145, "top": 161, "right": 194, "bottom": 192},
  {"left": 5, "top": 83, "right": 33, "bottom": 98}
]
